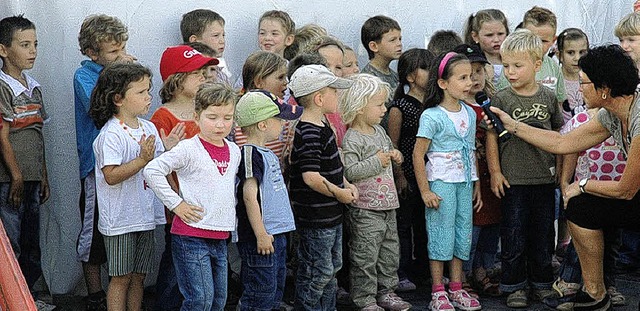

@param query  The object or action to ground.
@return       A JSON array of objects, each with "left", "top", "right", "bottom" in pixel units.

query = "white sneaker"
[{"left": 34, "top": 300, "right": 57, "bottom": 311}]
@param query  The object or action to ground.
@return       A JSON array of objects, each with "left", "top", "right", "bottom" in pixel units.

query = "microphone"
[{"left": 475, "top": 91, "right": 511, "bottom": 143}]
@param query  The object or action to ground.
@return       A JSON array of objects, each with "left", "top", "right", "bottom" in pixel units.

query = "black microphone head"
[{"left": 475, "top": 91, "right": 487, "bottom": 104}]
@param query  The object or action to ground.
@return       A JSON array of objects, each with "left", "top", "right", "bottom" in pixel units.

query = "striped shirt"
[{"left": 289, "top": 121, "right": 344, "bottom": 228}]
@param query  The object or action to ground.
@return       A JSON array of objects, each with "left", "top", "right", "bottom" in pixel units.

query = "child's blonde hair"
[
  {"left": 522, "top": 6, "right": 557, "bottom": 31},
  {"left": 259, "top": 10, "right": 295, "bottom": 35},
  {"left": 500, "top": 29, "right": 543, "bottom": 62},
  {"left": 339, "top": 74, "right": 391, "bottom": 125},
  {"left": 195, "top": 83, "right": 237, "bottom": 114},
  {"left": 241, "top": 51, "right": 287, "bottom": 91},
  {"left": 78, "top": 14, "right": 129, "bottom": 56},
  {"left": 463, "top": 9, "right": 510, "bottom": 45},
  {"left": 615, "top": 12, "right": 640, "bottom": 38},
  {"left": 284, "top": 23, "right": 327, "bottom": 60}
]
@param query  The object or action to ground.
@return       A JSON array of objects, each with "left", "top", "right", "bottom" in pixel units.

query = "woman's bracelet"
[{"left": 513, "top": 120, "right": 520, "bottom": 135}]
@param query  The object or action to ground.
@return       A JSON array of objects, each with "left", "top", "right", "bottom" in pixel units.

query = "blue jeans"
[
  {"left": 0, "top": 181, "right": 42, "bottom": 290},
  {"left": 154, "top": 224, "right": 182, "bottom": 311},
  {"left": 464, "top": 224, "right": 500, "bottom": 274},
  {"left": 295, "top": 224, "right": 342, "bottom": 311},
  {"left": 500, "top": 184, "right": 555, "bottom": 293},
  {"left": 618, "top": 229, "right": 640, "bottom": 268},
  {"left": 172, "top": 235, "right": 227, "bottom": 311},
  {"left": 237, "top": 234, "right": 287, "bottom": 311}
]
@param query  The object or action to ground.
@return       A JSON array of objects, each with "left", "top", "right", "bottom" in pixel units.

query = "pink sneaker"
[
  {"left": 448, "top": 289, "right": 481, "bottom": 311},
  {"left": 429, "top": 291, "right": 455, "bottom": 311}
]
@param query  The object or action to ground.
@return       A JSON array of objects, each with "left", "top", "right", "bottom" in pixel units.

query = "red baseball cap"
[{"left": 159, "top": 45, "right": 219, "bottom": 81}]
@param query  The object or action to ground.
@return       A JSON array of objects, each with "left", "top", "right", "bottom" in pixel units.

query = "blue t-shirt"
[
  {"left": 74, "top": 60, "right": 103, "bottom": 179},
  {"left": 236, "top": 144, "right": 295, "bottom": 242}
]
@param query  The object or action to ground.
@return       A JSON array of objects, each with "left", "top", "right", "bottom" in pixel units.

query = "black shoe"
[
  {"left": 86, "top": 290, "right": 107, "bottom": 311},
  {"left": 543, "top": 294, "right": 575, "bottom": 311},
  {"left": 573, "top": 290, "right": 611, "bottom": 311}
]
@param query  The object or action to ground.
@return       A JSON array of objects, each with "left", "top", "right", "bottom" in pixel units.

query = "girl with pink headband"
[{"left": 414, "top": 52, "right": 482, "bottom": 311}]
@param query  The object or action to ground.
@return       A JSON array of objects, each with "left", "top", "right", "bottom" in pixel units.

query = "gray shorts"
[{"left": 103, "top": 230, "right": 154, "bottom": 276}]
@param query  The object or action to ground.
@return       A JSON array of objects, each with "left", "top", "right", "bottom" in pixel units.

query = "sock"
[
  {"left": 449, "top": 282, "right": 462, "bottom": 292},
  {"left": 432, "top": 284, "right": 445, "bottom": 293}
]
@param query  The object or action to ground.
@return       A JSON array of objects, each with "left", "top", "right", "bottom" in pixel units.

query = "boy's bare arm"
[
  {"left": 302, "top": 172, "right": 355, "bottom": 204},
  {"left": 102, "top": 135, "right": 156, "bottom": 185},
  {"left": 485, "top": 130, "right": 509, "bottom": 198},
  {"left": 243, "top": 177, "right": 274, "bottom": 255},
  {"left": 0, "top": 120, "right": 23, "bottom": 207}
]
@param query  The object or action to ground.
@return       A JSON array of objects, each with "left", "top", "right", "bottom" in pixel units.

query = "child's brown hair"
[
  {"left": 259, "top": 10, "right": 295, "bottom": 36},
  {"left": 180, "top": 9, "right": 225, "bottom": 43},
  {"left": 522, "top": 6, "right": 557, "bottom": 31},
  {"left": 78, "top": 14, "right": 128, "bottom": 56},
  {"left": 360, "top": 15, "right": 401, "bottom": 60}
]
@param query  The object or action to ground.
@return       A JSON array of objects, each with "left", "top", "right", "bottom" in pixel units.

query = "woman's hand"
[
  {"left": 562, "top": 181, "right": 582, "bottom": 209},
  {"left": 484, "top": 106, "right": 517, "bottom": 133}
]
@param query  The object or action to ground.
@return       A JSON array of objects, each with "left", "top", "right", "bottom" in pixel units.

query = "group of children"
[{"left": 0, "top": 3, "right": 638, "bottom": 311}]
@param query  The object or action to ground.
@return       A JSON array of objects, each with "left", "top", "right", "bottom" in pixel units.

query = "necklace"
[{"left": 118, "top": 118, "right": 146, "bottom": 142}]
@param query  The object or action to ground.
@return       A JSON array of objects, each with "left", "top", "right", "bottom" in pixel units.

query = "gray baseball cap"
[{"left": 288, "top": 65, "right": 353, "bottom": 98}]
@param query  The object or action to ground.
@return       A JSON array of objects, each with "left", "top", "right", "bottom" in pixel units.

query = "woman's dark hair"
[
  {"left": 579, "top": 44, "right": 639, "bottom": 98},
  {"left": 423, "top": 52, "right": 469, "bottom": 110},
  {"left": 394, "top": 48, "right": 435, "bottom": 101},
  {"left": 89, "top": 62, "right": 152, "bottom": 129}
]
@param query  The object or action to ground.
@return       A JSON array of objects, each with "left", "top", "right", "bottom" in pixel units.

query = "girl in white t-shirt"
[
  {"left": 413, "top": 52, "right": 482, "bottom": 311},
  {"left": 90, "top": 62, "right": 165, "bottom": 311}
]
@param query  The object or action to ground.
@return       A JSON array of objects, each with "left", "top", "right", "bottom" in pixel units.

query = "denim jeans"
[
  {"left": 295, "top": 224, "right": 342, "bottom": 311},
  {"left": 618, "top": 229, "right": 640, "bottom": 268},
  {"left": 500, "top": 184, "right": 555, "bottom": 293},
  {"left": 172, "top": 234, "right": 228, "bottom": 311},
  {"left": 0, "top": 181, "right": 42, "bottom": 290},
  {"left": 463, "top": 223, "right": 500, "bottom": 274},
  {"left": 154, "top": 224, "right": 182, "bottom": 311},
  {"left": 237, "top": 234, "right": 287, "bottom": 311}
]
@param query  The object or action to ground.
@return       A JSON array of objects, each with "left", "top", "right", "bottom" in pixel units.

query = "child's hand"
[
  {"left": 173, "top": 201, "right": 204, "bottom": 223},
  {"left": 139, "top": 134, "right": 157, "bottom": 163},
  {"left": 256, "top": 233, "right": 275, "bottom": 255},
  {"left": 377, "top": 150, "right": 391, "bottom": 167},
  {"left": 562, "top": 181, "right": 581, "bottom": 209},
  {"left": 9, "top": 175, "right": 23, "bottom": 208},
  {"left": 346, "top": 182, "right": 359, "bottom": 202},
  {"left": 116, "top": 53, "right": 137, "bottom": 64},
  {"left": 335, "top": 187, "right": 357, "bottom": 205},
  {"left": 390, "top": 149, "right": 403, "bottom": 164},
  {"left": 40, "top": 178, "right": 50, "bottom": 204},
  {"left": 473, "top": 181, "right": 483, "bottom": 212},
  {"left": 160, "top": 123, "right": 186, "bottom": 151},
  {"left": 395, "top": 174, "right": 409, "bottom": 198},
  {"left": 421, "top": 190, "right": 442, "bottom": 209},
  {"left": 490, "top": 172, "right": 510, "bottom": 198}
]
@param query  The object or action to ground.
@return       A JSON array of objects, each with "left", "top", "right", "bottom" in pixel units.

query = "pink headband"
[{"left": 438, "top": 52, "right": 457, "bottom": 79}]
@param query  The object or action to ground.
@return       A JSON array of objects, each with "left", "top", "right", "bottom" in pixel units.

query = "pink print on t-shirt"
[{"left": 200, "top": 137, "right": 230, "bottom": 175}]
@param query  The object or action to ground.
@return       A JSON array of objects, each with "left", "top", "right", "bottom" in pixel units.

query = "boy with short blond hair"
[
  {"left": 288, "top": 64, "right": 357, "bottom": 311},
  {"left": 360, "top": 15, "right": 402, "bottom": 128},
  {"left": 615, "top": 12, "right": 640, "bottom": 68},
  {"left": 497, "top": 6, "right": 567, "bottom": 109},
  {"left": 259, "top": 10, "right": 295, "bottom": 58},
  {"left": 181, "top": 9, "right": 232, "bottom": 85},
  {"left": 0, "top": 15, "right": 53, "bottom": 309},
  {"left": 487, "top": 29, "right": 563, "bottom": 308},
  {"left": 74, "top": 13, "right": 134, "bottom": 310}
]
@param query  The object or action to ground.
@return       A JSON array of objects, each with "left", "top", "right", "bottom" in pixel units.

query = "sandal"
[
  {"left": 478, "top": 276, "right": 501, "bottom": 297},
  {"left": 462, "top": 282, "right": 479, "bottom": 299}
]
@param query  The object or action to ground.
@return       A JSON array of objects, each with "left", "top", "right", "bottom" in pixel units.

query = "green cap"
[{"left": 235, "top": 90, "right": 303, "bottom": 127}]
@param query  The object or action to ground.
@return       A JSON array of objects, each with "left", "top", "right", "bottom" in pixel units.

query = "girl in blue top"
[{"left": 413, "top": 52, "right": 482, "bottom": 311}]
